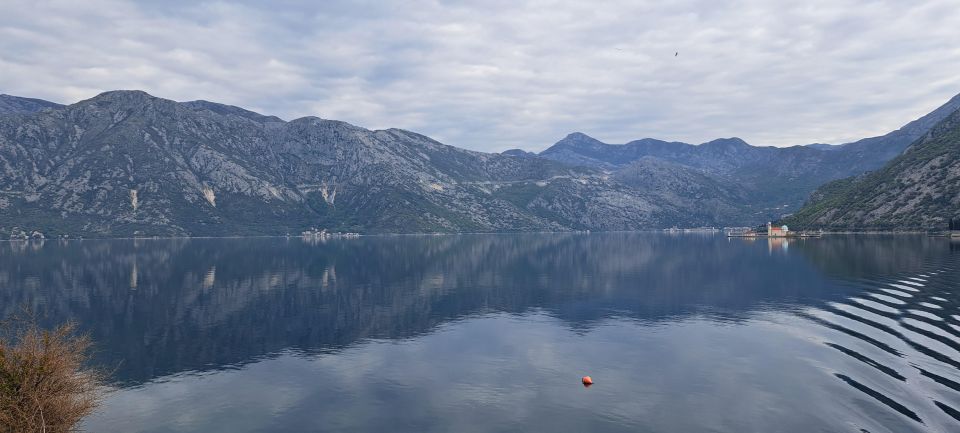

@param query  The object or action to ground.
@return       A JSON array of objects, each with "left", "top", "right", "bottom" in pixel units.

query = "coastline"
[{"left": 1, "top": 229, "right": 947, "bottom": 243}]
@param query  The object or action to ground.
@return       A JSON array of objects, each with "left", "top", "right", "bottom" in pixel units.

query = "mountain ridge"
[
  {"left": 0, "top": 90, "right": 743, "bottom": 238},
  {"left": 541, "top": 91, "right": 960, "bottom": 168},
  {"left": 0, "top": 94, "right": 64, "bottom": 114},
  {"left": 785, "top": 106, "right": 960, "bottom": 230},
  {"left": 534, "top": 91, "right": 960, "bottom": 217},
  {"left": 3, "top": 89, "right": 958, "bottom": 237}
]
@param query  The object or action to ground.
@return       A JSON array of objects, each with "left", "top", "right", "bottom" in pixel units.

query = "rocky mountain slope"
[
  {"left": 4, "top": 89, "right": 956, "bottom": 237},
  {"left": 537, "top": 92, "right": 960, "bottom": 215},
  {"left": 833, "top": 92, "right": 960, "bottom": 163},
  {"left": 612, "top": 157, "right": 753, "bottom": 223},
  {"left": 0, "top": 94, "right": 64, "bottom": 114},
  {"left": 0, "top": 90, "right": 755, "bottom": 238},
  {"left": 785, "top": 108, "right": 960, "bottom": 230}
]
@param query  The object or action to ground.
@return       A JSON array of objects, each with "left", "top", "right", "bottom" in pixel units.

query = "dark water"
[{"left": 1, "top": 234, "right": 959, "bottom": 432}]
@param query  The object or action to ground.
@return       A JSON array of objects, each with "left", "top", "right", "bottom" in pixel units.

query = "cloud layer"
[{"left": 2, "top": 0, "right": 959, "bottom": 151}]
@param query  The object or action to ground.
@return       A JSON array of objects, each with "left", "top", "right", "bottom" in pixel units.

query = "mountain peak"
[
  {"left": 288, "top": 116, "right": 366, "bottom": 132},
  {"left": 93, "top": 89, "right": 156, "bottom": 101},
  {"left": 76, "top": 90, "right": 165, "bottom": 110},
  {"left": 554, "top": 132, "right": 606, "bottom": 148},
  {"left": 564, "top": 132, "right": 595, "bottom": 140},
  {"left": 501, "top": 149, "right": 535, "bottom": 158},
  {"left": 701, "top": 137, "right": 750, "bottom": 148}
]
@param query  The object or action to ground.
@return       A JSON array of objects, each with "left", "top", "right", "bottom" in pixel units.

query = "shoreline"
[{"left": 1, "top": 229, "right": 947, "bottom": 243}]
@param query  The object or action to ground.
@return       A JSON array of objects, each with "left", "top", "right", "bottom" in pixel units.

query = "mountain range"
[
  {"left": 0, "top": 90, "right": 718, "bottom": 237},
  {"left": 785, "top": 107, "right": 960, "bottom": 230},
  {"left": 534, "top": 92, "right": 960, "bottom": 219},
  {"left": 1, "top": 89, "right": 958, "bottom": 237}
]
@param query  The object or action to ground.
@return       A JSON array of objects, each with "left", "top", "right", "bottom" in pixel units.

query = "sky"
[{"left": 1, "top": 0, "right": 959, "bottom": 152}]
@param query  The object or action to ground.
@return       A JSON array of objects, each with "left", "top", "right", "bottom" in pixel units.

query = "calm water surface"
[{"left": 1, "top": 234, "right": 959, "bottom": 432}]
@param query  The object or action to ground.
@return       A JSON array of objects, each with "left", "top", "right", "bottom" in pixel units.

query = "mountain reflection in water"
[{"left": 0, "top": 234, "right": 958, "bottom": 432}]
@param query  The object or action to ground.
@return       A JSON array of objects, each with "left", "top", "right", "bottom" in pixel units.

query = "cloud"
[{"left": 1, "top": 0, "right": 959, "bottom": 151}]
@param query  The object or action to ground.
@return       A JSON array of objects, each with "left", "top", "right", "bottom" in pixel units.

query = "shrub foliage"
[{"left": 0, "top": 321, "right": 102, "bottom": 432}]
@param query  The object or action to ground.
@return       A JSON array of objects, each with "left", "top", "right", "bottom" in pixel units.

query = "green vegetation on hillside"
[{"left": 786, "top": 109, "right": 960, "bottom": 230}]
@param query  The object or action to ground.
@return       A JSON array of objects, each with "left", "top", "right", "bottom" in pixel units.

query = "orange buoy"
[{"left": 581, "top": 376, "right": 593, "bottom": 386}]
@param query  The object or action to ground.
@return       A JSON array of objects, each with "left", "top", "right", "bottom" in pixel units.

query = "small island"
[{"left": 727, "top": 222, "right": 822, "bottom": 238}]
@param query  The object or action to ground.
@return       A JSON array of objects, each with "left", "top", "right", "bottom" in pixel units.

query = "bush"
[{"left": 0, "top": 320, "right": 103, "bottom": 433}]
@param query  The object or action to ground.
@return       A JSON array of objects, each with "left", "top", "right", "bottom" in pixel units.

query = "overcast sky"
[{"left": 2, "top": 0, "right": 959, "bottom": 152}]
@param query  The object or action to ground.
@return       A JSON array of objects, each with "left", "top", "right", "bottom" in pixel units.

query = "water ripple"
[{"left": 798, "top": 263, "right": 960, "bottom": 430}]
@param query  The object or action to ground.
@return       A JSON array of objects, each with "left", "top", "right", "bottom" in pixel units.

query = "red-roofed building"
[{"left": 767, "top": 222, "right": 790, "bottom": 237}]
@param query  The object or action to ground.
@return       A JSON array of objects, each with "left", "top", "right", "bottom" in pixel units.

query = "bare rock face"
[{"left": 0, "top": 91, "right": 728, "bottom": 237}]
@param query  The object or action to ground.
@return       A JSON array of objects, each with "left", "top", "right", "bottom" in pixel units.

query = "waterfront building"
[{"left": 767, "top": 222, "right": 790, "bottom": 237}]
